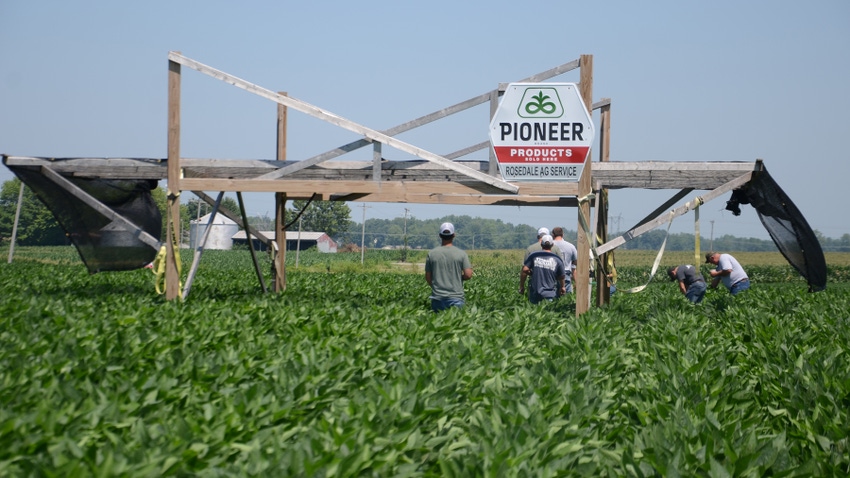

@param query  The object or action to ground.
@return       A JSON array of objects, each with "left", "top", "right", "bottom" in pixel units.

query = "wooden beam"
[
  {"left": 277, "top": 92, "right": 287, "bottom": 161},
  {"left": 40, "top": 166, "right": 161, "bottom": 250},
  {"left": 274, "top": 95, "right": 288, "bottom": 293},
  {"left": 335, "top": 194, "right": 590, "bottom": 207},
  {"left": 373, "top": 143, "right": 381, "bottom": 182},
  {"left": 489, "top": 89, "right": 501, "bottom": 176},
  {"left": 178, "top": 178, "right": 579, "bottom": 197},
  {"left": 168, "top": 52, "right": 518, "bottom": 194},
  {"left": 595, "top": 161, "right": 757, "bottom": 189},
  {"left": 630, "top": 188, "right": 694, "bottom": 231},
  {"left": 595, "top": 99, "right": 612, "bottom": 307},
  {"left": 3, "top": 156, "right": 760, "bottom": 191},
  {"left": 575, "top": 54, "right": 593, "bottom": 316},
  {"left": 166, "top": 57, "right": 182, "bottom": 301},
  {"left": 445, "top": 141, "right": 489, "bottom": 161}
]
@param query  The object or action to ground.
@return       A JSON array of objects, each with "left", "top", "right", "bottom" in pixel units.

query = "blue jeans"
[
  {"left": 730, "top": 279, "right": 750, "bottom": 295},
  {"left": 686, "top": 281, "right": 707, "bottom": 303},
  {"left": 431, "top": 297, "right": 465, "bottom": 312},
  {"left": 529, "top": 295, "right": 555, "bottom": 305}
]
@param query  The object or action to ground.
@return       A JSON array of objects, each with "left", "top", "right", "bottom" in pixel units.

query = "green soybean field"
[{"left": 1, "top": 246, "right": 849, "bottom": 476}]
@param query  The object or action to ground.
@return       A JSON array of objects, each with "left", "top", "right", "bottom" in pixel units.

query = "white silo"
[{"left": 189, "top": 213, "right": 239, "bottom": 250}]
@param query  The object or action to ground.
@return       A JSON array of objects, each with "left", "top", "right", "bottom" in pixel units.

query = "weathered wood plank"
[
  {"left": 334, "top": 194, "right": 589, "bottom": 207},
  {"left": 3, "top": 155, "right": 761, "bottom": 194}
]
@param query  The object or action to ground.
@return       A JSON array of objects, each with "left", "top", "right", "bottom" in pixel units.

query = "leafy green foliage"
[
  {"left": 0, "top": 178, "right": 68, "bottom": 245},
  {"left": 289, "top": 199, "right": 351, "bottom": 239},
  {"left": 1, "top": 247, "right": 849, "bottom": 475}
]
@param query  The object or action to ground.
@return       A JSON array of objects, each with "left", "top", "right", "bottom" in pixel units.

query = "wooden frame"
[{"left": 1, "top": 52, "right": 767, "bottom": 314}]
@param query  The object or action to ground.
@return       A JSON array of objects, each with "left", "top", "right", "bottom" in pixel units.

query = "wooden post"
[
  {"left": 373, "top": 142, "right": 382, "bottom": 181},
  {"left": 595, "top": 100, "right": 612, "bottom": 306},
  {"left": 575, "top": 54, "right": 593, "bottom": 316},
  {"left": 488, "top": 87, "right": 503, "bottom": 176},
  {"left": 274, "top": 92, "right": 288, "bottom": 292},
  {"left": 274, "top": 192, "right": 287, "bottom": 292},
  {"left": 166, "top": 55, "right": 182, "bottom": 301}
]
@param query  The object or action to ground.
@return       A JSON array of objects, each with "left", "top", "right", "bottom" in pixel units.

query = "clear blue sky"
[{"left": 2, "top": 1, "right": 848, "bottom": 242}]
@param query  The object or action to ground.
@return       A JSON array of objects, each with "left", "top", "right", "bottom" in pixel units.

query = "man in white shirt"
[
  {"left": 706, "top": 251, "right": 750, "bottom": 295},
  {"left": 551, "top": 227, "right": 577, "bottom": 293}
]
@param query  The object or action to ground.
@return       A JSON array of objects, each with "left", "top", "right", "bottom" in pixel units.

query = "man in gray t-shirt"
[
  {"left": 667, "top": 264, "right": 706, "bottom": 303},
  {"left": 425, "top": 222, "right": 473, "bottom": 312}
]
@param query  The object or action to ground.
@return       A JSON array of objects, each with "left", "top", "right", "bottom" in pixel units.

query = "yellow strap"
[
  {"left": 153, "top": 198, "right": 183, "bottom": 295},
  {"left": 152, "top": 245, "right": 168, "bottom": 295},
  {"left": 576, "top": 195, "right": 600, "bottom": 267},
  {"left": 618, "top": 210, "right": 675, "bottom": 294},
  {"left": 607, "top": 250, "right": 617, "bottom": 285}
]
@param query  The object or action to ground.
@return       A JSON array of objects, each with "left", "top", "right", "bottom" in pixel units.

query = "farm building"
[{"left": 231, "top": 231, "right": 337, "bottom": 253}]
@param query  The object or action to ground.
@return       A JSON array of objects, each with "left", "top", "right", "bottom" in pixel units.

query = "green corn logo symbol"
[
  {"left": 517, "top": 87, "right": 563, "bottom": 118},
  {"left": 525, "top": 91, "right": 557, "bottom": 115}
]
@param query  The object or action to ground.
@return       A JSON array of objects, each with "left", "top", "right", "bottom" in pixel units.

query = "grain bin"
[{"left": 189, "top": 213, "right": 239, "bottom": 250}]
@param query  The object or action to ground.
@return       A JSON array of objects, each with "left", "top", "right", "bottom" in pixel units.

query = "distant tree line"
[{"left": 335, "top": 216, "right": 850, "bottom": 253}]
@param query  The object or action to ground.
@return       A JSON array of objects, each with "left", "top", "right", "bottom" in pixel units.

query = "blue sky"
[{"left": 2, "top": 1, "right": 848, "bottom": 242}]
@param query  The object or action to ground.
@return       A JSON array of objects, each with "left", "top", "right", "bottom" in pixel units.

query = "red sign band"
[{"left": 493, "top": 146, "right": 589, "bottom": 164}]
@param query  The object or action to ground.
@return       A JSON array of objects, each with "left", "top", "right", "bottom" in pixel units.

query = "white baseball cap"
[
  {"left": 540, "top": 234, "right": 554, "bottom": 247},
  {"left": 537, "top": 227, "right": 550, "bottom": 237},
  {"left": 439, "top": 222, "right": 455, "bottom": 236}
]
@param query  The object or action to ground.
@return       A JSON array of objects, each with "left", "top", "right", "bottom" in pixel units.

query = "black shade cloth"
[
  {"left": 9, "top": 167, "right": 161, "bottom": 273},
  {"left": 730, "top": 165, "right": 827, "bottom": 291}
]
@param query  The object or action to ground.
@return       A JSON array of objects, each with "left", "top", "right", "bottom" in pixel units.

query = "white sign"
[{"left": 489, "top": 83, "right": 595, "bottom": 182}]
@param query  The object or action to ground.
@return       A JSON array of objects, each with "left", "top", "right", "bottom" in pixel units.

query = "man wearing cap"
[
  {"left": 705, "top": 251, "right": 750, "bottom": 295},
  {"left": 551, "top": 227, "right": 578, "bottom": 293},
  {"left": 525, "top": 227, "right": 562, "bottom": 261},
  {"left": 520, "top": 234, "right": 566, "bottom": 304},
  {"left": 425, "top": 222, "right": 473, "bottom": 312},
  {"left": 667, "top": 264, "right": 707, "bottom": 303}
]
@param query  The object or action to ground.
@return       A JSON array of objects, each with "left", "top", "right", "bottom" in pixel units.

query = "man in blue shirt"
[{"left": 519, "top": 235, "right": 566, "bottom": 304}]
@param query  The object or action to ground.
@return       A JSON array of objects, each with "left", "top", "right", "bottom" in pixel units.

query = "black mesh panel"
[
  {"left": 741, "top": 166, "right": 826, "bottom": 291},
  {"left": 10, "top": 167, "right": 161, "bottom": 273}
]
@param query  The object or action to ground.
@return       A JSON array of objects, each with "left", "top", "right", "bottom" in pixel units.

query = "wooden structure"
[{"left": 2, "top": 52, "right": 763, "bottom": 314}]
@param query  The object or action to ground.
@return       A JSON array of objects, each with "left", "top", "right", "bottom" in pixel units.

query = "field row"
[{"left": 0, "top": 248, "right": 848, "bottom": 475}]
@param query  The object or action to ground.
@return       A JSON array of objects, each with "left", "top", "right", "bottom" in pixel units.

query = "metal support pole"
[
  {"left": 182, "top": 192, "right": 224, "bottom": 300},
  {"left": 237, "top": 191, "right": 267, "bottom": 293},
  {"left": 7, "top": 181, "right": 25, "bottom": 264}
]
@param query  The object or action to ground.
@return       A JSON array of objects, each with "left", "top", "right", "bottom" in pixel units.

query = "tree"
[
  {"left": 186, "top": 196, "right": 240, "bottom": 223},
  {"left": 0, "top": 178, "right": 67, "bottom": 245},
  {"left": 287, "top": 199, "right": 351, "bottom": 239}
]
